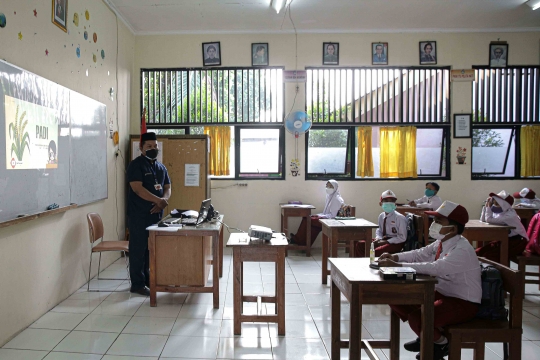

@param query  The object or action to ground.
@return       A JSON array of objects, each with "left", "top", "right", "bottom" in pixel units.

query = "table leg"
[
  {"left": 213, "top": 234, "right": 220, "bottom": 309},
  {"left": 322, "top": 232, "right": 329, "bottom": 284},
  {"left": 331, "top": 279, "right": 341, "bottom": 360},
  {"left": 280, "top": 211, "right": 284, "bottom": 233},
  {"left": 305, "top": 215, "right": 312, "bottom": 257},
  {"left": 149, "top": 233, "right": 157, "bottom": 307},
  {"left": 349, "top": 287, "right": 361, "bottom": 360},
  {"left": 233, "top": 249, "right": 242, "bottom": 335},
  {"left": 219, "top": 227, "right": 224, "bottom": 278},
  {"left": 283, "top": 214, "right": 289, "bottom": 237},
  {"left": 331, "top": 233, "right": 338, "bottom": 259},
  {"left": 277, "top": 249, "right": 286, "bottom": 335},
  {"left": 420, "top": 285, "right": 435, "bottom": 360},
  {"left": 390, "top": 311, "right": 400, "bottom": 360},
  {"left": 364, "top": 232, "right": 371, "bottom": 259},
  {"left": 499, "top": 232, "right": 509, "bottom": 267}
]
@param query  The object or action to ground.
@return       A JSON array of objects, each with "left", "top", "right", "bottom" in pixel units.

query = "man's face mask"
[
  {"left": 381, "top": 202, "right": 396, "bottom": 213},
  {"left": 429, "top": 222, "right": 455, "bottom": 240},
  {"left": 145, "top": 148, "right": 159, "bottom": 160},
  {"left": 425, "top": 189, "right": 436, "bottom": 197}
]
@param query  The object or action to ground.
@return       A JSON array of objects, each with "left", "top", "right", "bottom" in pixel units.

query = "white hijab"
[{"left": 320, "top": 179, "right": 344, "bottom": 218}]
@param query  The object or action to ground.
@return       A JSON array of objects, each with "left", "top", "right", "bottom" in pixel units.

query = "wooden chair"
[
  {"left": 444, "top": 257, "right": 523, "bottom": 360},
  {"left": 87, "top": 213, "right": 130, "bottom": 292},
  {"left": 515, "top": 252, "right": 540, "bottom": 294}
]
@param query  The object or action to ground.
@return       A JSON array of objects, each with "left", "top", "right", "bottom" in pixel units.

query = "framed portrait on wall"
[
  {"left": 372, "top": 43, "right": 388, "bottom": 65},
  {"left": 419, "top": 41, "right": 437, "bottom": 65},
  {"left": 202, "top": 42, "right": 221, "bottom": 67},
  {"left": 252, "top": 43, "right": 269, "bottom": 66},
  {"left": 52, "top": 0, "right": 68, "bottom": 32},
  {"left": 322, "top": 42, "right": 339, "bottom": 65},
  {"left": 489, "top": 43, "right": 508, "bottom": 68},
  {"left": 453, "top": 113, "right": 472, "bottom": 138}
]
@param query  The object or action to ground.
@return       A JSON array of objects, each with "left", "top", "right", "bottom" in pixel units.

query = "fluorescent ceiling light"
[
  {"left": 527, "top": 0, "right": 540, "bottom": 10},
  {"left": 272, "top": 0, "right": 292, "bottom": 14}
]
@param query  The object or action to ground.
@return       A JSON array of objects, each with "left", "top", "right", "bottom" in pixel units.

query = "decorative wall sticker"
[
  {"left": 92, "top": 54, "right": 96, "bottom": 63},
  {"left": 93, "top": 32, "right": 97, "bottom": 43},
  {"left": 0, "top": 13, "right": 6, "bottom": 28},
  {"left": 101, "top": 49, "right": 105, "bottom": 59},
  {"left": 456, "top": 147, "right": 467, "bottom": 164},
  {"left": 73, "top": 12, "right": 78, "bottom": 26},
  {"left": 290, "top": 158, "right": 300, "bottom": 177},
  {"left": 85, "top": 10, "right": 89, "bottom": 20},
  {"left": 83, "top": 30, "right": 87, "bottom": 40},
  {"left": 45, "top": 49, "right": 49, "bottom": 56},
  {"left": 33, "top": 9, "right": 37, "bottom": 17},
  {"left": 76, "top": 45, "right": 80, "bottom": 57},
  {"left": 18, "top": 32, "right": 22, "bottom": 40}
]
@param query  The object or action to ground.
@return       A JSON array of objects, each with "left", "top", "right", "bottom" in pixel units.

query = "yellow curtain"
[
  {"left": 204, "top": 126, "right": 231, "bottom": 176},
  {"left": 521, "top": 125, "right": 540, "bottom": 177},
  {"left": 380, "top": 126, "right": 417, "bottom": 178},
  {"left": 356, "top": 127, "right": 374, "bottom": 177}
]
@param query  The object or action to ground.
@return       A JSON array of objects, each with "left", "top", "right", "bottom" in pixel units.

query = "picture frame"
[
  {"left": 322, "top": 42, "right": 339, "bottom": 65},
  {"left": 419, "top": 41, "right": 437, "bottom": 65},
  {"left": 372, "top": 42, "right": 388, "bottom": 65},
  {"left": 252, "top": 43, "right": 269, "bottom": 66},
  {"left": 202, "top": 42, "right": 221, "bottom": 67},
  {"left": 51, "top": 0, "right": 68, "bottom": 32},
  {"left": 453, "top": 113, "right": 472, "bottom": 138},
  {"left": 489, "top": 43, "right": 508, "bottom": 68}
]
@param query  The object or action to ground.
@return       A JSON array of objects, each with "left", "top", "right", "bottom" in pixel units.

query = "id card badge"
[{"left": 154, "top": 184, "right": 162, "bottom": 191}]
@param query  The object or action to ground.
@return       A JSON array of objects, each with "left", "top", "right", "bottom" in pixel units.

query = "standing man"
[{"left": 127, "top": 132, "right": 171, "bottom": 296}]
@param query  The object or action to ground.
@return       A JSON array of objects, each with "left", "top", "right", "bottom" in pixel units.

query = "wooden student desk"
[
  {"left": 396, "top": 205, "right": 431, "bottom": 245},
  {"left": 227, "top": 233, "right": 288, "bottom": 336},
  {"left": 148, "top": 215, "right": 224, "bottom": 308},
  {"left": 280, "top": 204, "right": 316, "bottom": 256},
  {"left": 320, "top": 218, "right": 378, "bottom": 284},
  {"left": 330, "top": 258, "right": 437, "bottom": 360},
  {"left": 513, "top": 206, "right": 537, "bottom": 230},
  {"left": 462, "top": 220, "right": 514, "bottom": 267}
]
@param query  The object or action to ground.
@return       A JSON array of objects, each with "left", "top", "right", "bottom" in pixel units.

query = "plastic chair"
[{"left": 87, "top": 212, "right": 130, "bottom": 292}]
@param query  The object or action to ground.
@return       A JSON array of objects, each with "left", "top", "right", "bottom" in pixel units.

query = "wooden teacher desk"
[
  {"left": 280, "top": 204, "right": 316, "bottom": 256},
  {"left": 396, "top": 205, "right": 430, "bottom": 245},
  {"left": 462, "top": 220, "right": 514, "bottom": 267},
  {"left": 330, "top": 258, "right": 437, "bottom": 360},
  {"left": 147, "top": 215, "right": 224, "bottom": 308},
  {"left": 320, "top": 218, "right": 378, "bottom": 284}
]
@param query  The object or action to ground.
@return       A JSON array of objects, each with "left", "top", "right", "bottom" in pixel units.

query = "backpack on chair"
[
  {"left": 476, "top": 262, "right": 508, "bottom": 321},
  {"left": 402, "top": 213, "right": 418, "bottom": 252}
]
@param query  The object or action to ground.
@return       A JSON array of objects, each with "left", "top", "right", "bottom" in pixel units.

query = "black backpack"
[
  {"left": 476, "top": 262, "right": 508, "bottom": 321},
  {"left": 402, "top": 213, "right": 418, "bottom": 252}
]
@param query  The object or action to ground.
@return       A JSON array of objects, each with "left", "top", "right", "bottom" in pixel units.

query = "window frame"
[
  {"left": 471, "top": 125, "right": 518, "bottom": 180},
  {"left": 304, "top": 124, "right": 451, "bottom": 181}
]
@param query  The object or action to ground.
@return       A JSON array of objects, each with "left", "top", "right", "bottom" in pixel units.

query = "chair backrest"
[
  {"left": 477, "top": 257, "right": 524, "bottom": 330},
  {"left": 87, "top": 212, "right": 104, "bottom": 244},
  {"left": 413, "top": 214, "right": 424, "bottom": 246},
  {"left": 403, "top": 213, "right": 423, "bottom": 251}
]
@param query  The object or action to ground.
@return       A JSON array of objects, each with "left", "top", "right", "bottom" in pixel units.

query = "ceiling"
[{"left": 105, "top": 0, "right": 540, "bottom": 35}]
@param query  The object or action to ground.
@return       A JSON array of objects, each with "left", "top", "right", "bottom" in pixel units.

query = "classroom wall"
[
  {"left": 132, "top": 31, "right": 540, "bottom": 240},
  {"left": 0, "top": 0, "right": 134, "bottom": 346}
]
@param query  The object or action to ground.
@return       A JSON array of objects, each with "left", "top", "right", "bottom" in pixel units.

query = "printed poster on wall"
[
  {"left": 5, "top": 95, "right": 59, "bottom": 169},
  {"left": 185, "top": 164, "right": 200, "bottom": 187}
]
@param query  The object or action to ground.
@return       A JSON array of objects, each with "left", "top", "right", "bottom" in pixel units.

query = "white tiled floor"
[{"left": 2, "top": 249, "right": 540, "bottom": 359}]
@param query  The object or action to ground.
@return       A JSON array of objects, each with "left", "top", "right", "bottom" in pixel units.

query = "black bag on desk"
[{"left": 476, "top": 262, "right": 508, "bottom": 320}]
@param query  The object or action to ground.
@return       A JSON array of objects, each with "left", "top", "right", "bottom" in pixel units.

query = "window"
[
  {"left": 305, "top": 67, "right": 450, "bottom": 180},
  {"left": 142, "top": 67, "right": 285, "bottom": 179},
  {"left": 471, "top": 66, "right": 540, "bottom": 179}
]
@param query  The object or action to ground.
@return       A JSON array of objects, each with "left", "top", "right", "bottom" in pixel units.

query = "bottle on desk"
[{"left": 370, "top": 242, "right": 375, "bottom": 264}]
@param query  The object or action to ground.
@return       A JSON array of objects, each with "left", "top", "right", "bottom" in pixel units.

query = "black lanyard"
[{"left": 147, "top": 160, "right": 159, "bottom": 185}]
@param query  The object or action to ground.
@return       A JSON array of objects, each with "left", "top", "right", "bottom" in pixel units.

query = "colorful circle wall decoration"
[
  {"left": 93, "top": 32, "right": 97, "bottom": 43},
  {"left": 0, "top": 13, "right": 6, "bottom": 28},
  {"left": 101, "top": 50, "right": 105, "bottom": 59},
  {"left": 83, "top": 31, "right": 88, "bottom": 40},
  {"left": 73, "top": 13, "right": 79, "bottom": 27}
]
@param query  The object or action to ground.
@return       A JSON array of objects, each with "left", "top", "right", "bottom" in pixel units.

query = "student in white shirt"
[
  {"left": 355, "top": 190, "right": 407, "bottom": 257},
  {"left": 379, "top": 201, "right": 482, "bottom": 360},
  {"left": 408, "top": 182, "right": 442, "bottom": 210},
  {"left": 290, "top": 179, "right": 344, "bottom": 246},
  {"left": 513, "top": 187, "right": 540, "bottom": 209},
  {"left": 477, "top": 190, "right": 529, "bottom": 263}
]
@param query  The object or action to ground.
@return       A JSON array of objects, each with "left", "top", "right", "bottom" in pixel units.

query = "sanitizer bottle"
[{"left": 370, "top": 241, "right": 375, "bottom": 264}]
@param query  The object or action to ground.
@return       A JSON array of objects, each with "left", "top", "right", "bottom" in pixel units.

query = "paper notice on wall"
[{"left": 185, "top": 164, "right": 200, "bottom": 187}]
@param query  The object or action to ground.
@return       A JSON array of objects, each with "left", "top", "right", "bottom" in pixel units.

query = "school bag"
[
  {"left": 402, "top": 213, "right": 418, "bottom": 252},
  {"left": 476, "top": 262, "right": 508, "bottom": 321}
]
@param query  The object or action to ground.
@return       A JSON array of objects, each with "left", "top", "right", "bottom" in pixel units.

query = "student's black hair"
[
  {"left": 448, "top": 219, "right": 465, "bottom": 234},
  {"left": 207, "top": 45, "right": 216, "bottom": 53},
  {"left": 425, "top": 182, "right": 440, "bottom": 191}
]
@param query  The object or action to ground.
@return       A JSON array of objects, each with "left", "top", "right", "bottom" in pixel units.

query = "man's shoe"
[
  {"left": 415, "top": 342, "right": 449, "bottom": 360},
  {"left": 404, "top": 337, "right": 421, "bottom": 352},
  {"left": 130, "top": 286, "right": 150, "bottom": 296}
]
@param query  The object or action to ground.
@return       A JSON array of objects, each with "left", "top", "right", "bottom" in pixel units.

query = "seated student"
[
  {"left": 525, "top": 213, "right": 540, "bottom": 256},
  {"left": 408, "top": 182, "right": 442, "bottom": 210},
  {"left": 477, "top": 190, "right": 529, "bottom": 263},
  {"left": 378, "top": 201, "right": 481, "bottom": 360},
  {"left": 290, "top": 179, "right": 344, "bottom": 246},
  {"left": 355, "top": 190, "right": 407, "bottom": 257},
  {"left": 513, "top": 187, "right": 540, "bottom": 208}
]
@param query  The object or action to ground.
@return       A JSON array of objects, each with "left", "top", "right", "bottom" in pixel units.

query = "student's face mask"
[
  {"left": 491, "top": 205, "right": 503, "bottom": 213},
  {"left": 326, "top": 187, "right": 335, "bottom": 195},
  {"left": 381, "top": 202, "right": 396, "bottom": 213},
  {"left": 145, "top": 148, "right": 159, "bottom": 160},
  {"left": 425, "top": 189, "right": 436, "bottom": 197},
  {"left": 429, "top": 222, "right": 455, "bottom": 240}
]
